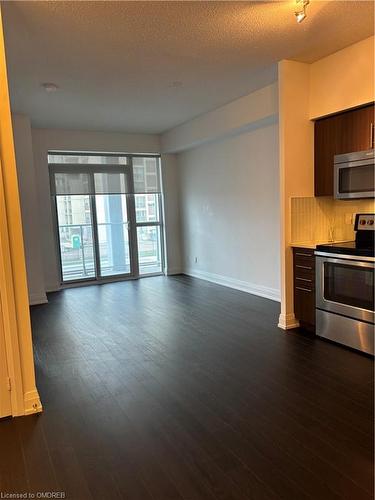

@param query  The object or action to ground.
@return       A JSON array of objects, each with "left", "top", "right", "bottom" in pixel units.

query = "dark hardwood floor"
[{"left": 0, "top": 275, "right": 373, "bottom": 500}]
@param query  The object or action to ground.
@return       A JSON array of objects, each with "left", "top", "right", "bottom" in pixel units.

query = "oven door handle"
[{"left": 315, "top": 252, "right": 375, "bottom": 264}]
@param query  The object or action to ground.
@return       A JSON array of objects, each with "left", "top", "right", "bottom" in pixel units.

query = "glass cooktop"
[{"left": 316, "top": 241, "right": 375, "bottom": 257}]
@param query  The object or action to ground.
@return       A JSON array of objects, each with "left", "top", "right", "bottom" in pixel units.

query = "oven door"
[
  {"left": 334, "top": 160, "right": 375, "bottom": 199},
  {"left": 316, "top": 255, "right": 375, "bottom": 323}
]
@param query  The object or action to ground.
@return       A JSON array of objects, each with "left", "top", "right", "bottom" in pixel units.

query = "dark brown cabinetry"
[
  {"left": 314, "top": 103, "right": 375, "bottom": 196},
  {"left": 293, "top": 247, "right": 315, "bottom": 332}
]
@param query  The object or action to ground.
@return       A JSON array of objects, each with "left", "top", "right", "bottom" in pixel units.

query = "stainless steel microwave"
[{"left": 334, "top": 149, "right": 374, "bottom": 199}]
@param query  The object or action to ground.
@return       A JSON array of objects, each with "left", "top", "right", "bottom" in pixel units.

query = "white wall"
[
  {"left": 31, "top": 128, "right": 161, "bottom": 293},
  {"left": 176, "top": 121, "right": 280, "bottom": 301},
  {"left": 162, "top": 83, "right": 278, "bottom": 154},
  {"left": 310, "top": 36, "right": 374, "bottom": 119},
  {"left": 12, "top": 115, "right": 47, "bottom": 305},
  {"left": 160, "top": 153, "right": 182, "bottom": 274},
  {"left": 161, "top": 78, "right": 280, "bottom": 302}
]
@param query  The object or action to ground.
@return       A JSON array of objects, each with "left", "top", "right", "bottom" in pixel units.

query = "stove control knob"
[
  {"left": 360, "top": 219, "right": 366, "bottom": 225},
  {"left": 367, "top": 219, "right": 374, "bottom": 225}
]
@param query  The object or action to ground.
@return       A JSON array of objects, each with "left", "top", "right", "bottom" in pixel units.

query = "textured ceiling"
[{"left": 2, "top": 1, "right": 374, "bottom": 134}]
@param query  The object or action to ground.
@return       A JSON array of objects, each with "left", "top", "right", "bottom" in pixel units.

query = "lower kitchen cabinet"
[{"left": 293, "top": 247, "right": 316, "bottom": 333}]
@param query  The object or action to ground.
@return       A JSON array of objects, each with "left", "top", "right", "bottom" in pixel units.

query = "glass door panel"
[
  {"left": 56, "top": 195, "right": 95, "bottom": 282},
  {"left": 134, "top": 193, "right": 160, "bottom": 223},
  {"left": 137, "top": 226, "right": 162, "bottom": 275},
  {"left": 95, "top": 194, "right": 131, "bottom": 277},
  {"left": 134, "top": 193, "right": 163, "bottom": 275}
]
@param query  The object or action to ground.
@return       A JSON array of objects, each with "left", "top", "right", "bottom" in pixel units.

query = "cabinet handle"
[
  {"left": 296, "top": 264, "right": 312, "bottom": 270},
  {"left": 371, "top": 123, "right": 374, "bottom": 149},
  {"left": 296, "top": 286, "right": 313, "bottom": 293},
  {"left": 296, "top": 277, "right": 312, "bottom": 283},
  {"left": 295, "top": 252, "right": 313, "bottom": 257}
]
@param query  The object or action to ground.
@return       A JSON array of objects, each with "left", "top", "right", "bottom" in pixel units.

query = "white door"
[{"left": 0, "top": 300, "right": 11, "bottom": 418}]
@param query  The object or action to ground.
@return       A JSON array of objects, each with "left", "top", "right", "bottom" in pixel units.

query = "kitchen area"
[{"left": 291, "top": 103, "right": 375, "bottom": 355}]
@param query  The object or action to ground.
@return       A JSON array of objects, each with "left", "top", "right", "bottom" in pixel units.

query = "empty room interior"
[{"left": 0, "top": 1, "right": 374, "bottom": 499}]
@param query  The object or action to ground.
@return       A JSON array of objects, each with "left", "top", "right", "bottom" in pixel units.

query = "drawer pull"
[
  {"left": 295, "top": 252, "right": 313, "bottom": 257},
  {"left": 296, "top": 286, "right": 313, "bottom": 293},
  {"left": 296, "top": 265, "right": 313, "bottom": 270},
  {"left": 296, "top": 277, "right": 312, "bottom": 283}
]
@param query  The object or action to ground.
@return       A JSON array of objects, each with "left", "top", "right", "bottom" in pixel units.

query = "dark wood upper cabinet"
[{"left": 314, "top": 103, "right": 375, "bottom": 196}]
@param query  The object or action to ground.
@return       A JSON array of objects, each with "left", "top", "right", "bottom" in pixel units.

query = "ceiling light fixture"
[
  {"left": 41, "top": 82, "right": 59, "bottom": 92},
  {"left": 295, "top": 0, "right": 309, "bottom": 23},
  {"left": 170, "top": 81, "right": 183, "bottom": 88}
]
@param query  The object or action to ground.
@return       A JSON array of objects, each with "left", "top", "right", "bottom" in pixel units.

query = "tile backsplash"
[{"left": 291, "top": 196, "right": 375, "bottom": 243}]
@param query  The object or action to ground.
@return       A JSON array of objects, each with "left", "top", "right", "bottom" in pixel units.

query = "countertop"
[
  {"left": 291, "top": 240, "right": 349, "bottom": 249},
  {"left": 291, "top": 242, "right": 326, "bottom": 249}
]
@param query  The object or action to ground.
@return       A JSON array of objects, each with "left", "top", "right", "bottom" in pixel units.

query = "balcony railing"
[{"left": 58, "top": 223, "right": 161, "bottom": 281}]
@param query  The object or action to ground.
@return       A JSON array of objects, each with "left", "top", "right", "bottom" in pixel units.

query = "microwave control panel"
[{"left": 355, "top": 214, "right": 375, "bottom": 231}]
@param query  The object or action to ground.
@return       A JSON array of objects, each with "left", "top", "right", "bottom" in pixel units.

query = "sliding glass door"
[
  {"left": 49, "top": 153, "right": 163, "bottom": 284},
  {"left": 92, "top": 171, "right": 132, "bottom": 278}
]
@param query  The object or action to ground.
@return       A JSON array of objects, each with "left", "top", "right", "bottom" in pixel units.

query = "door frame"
[
  {"left": 0, "top": 299, "right": 12, "bottom": 418},
  {"left": 0, "top": 5, "right": 42, "bottom": 416}
]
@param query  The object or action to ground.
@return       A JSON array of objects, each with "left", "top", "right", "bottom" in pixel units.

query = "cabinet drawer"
[
  {"left": 294, "top": 263, "right": 315, "bottom": 279},
  {"left": 294, "top": 258, "right": 315, "bottom": 273},
  {"left": 293, "top": 249, "right": 314, "bottom": 259},
  {"left": 293, "top": 248, "right": 315, "bottom": 269},
  {"left": 295, "top": 275, "right": 315, "bottom": 290}
]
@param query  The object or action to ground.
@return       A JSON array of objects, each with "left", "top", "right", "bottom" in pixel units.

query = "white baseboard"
[
  {"left": 165, "top": 267, "right": 183, "bottom": 276},
  {"left": 183, "top": 268, "right": 280, "bottom": 302},
  {"left": 45, "top": 285, "right": 61, "bottom": 293},
  {"left": 29, "top": 292, "right": 48, "bottom": 306},
  {"left": 278, "top": 312, "right": 300, "bottom": 330},
  {"left": 24, "top": 389, "right": 43, "bottom": 415}
]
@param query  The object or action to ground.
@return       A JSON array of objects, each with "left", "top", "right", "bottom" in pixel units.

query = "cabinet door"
[
  {"left": 314, "top": 103, "right": 374, "bottom": 196},
  {"left": 314, "top": 114, "right": 340, "bottom": 196},
  {"left": 294, "top": 287, "right": 315, "bottom": 326},
  {"left": 338, "top": 104, "right": 374, "bottom": 154}
]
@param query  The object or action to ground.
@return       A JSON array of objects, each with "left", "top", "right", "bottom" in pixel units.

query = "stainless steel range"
[{"left": 315, "top": 214, "right": 374, "bottom": 355}]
